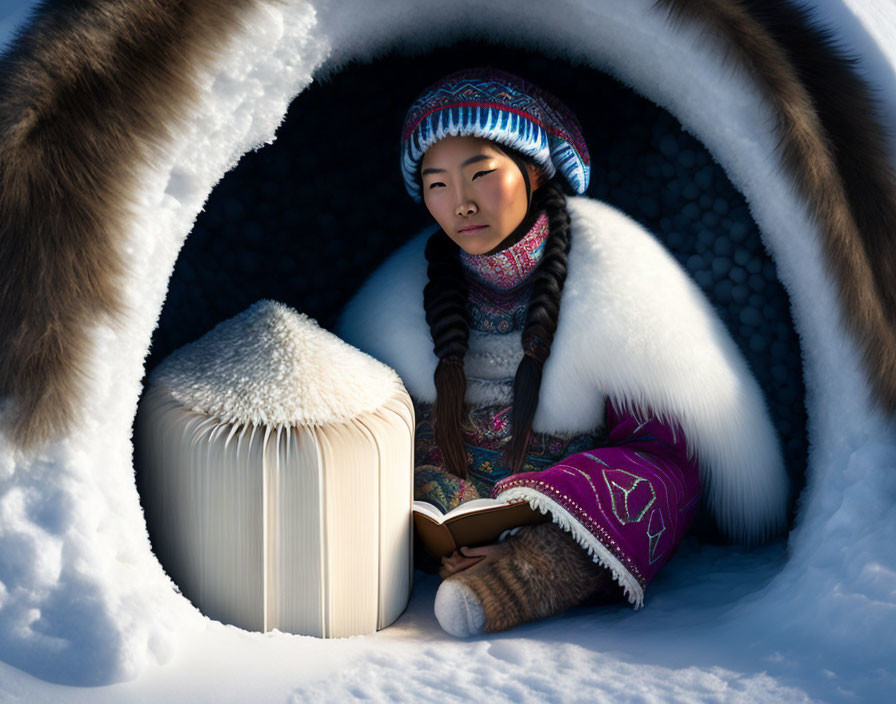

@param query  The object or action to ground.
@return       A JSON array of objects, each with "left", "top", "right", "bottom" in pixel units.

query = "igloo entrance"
[
  {"left": 2, "top": 0, "right": 894, "bottom": 697},
  {"left": 135, "top": 42, "right": 809, "bottom": 636},
  {"left": 142, "top": 46, "right": 807, "bottom": 535}
]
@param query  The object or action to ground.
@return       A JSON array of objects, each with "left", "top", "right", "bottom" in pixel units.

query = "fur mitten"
[{"left": 434, "top": 522, "right": 622, "bottom": 636}]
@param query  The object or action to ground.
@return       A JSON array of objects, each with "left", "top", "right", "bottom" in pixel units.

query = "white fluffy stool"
[{"left": 137, "top": 300, "right": 413, "bottom": 637}]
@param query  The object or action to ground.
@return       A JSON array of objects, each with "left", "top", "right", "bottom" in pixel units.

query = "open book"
[{"left": 413, "top": 498, "right": 548, "bottom": 558}]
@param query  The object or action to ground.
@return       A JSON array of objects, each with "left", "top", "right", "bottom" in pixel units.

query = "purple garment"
[{"left": 492, "top": 397, "right": 701, "bottom": 606}]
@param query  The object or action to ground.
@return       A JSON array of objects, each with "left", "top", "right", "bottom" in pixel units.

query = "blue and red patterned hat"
[{"left": 400, "top": 67, "right": 590, "bottom": 202}]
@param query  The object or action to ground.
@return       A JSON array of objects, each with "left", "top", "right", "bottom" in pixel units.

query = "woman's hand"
[{"left": 439, "top": 542, "right": 510, "bottom": 579}]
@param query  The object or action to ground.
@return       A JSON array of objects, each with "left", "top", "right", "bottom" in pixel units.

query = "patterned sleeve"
[{"left": 490, "top": 397, "right": 702, "bottom": 607}]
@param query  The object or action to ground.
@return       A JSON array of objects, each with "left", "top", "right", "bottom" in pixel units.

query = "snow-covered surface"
[{"left": 0, "top": 0, "right": 894, "bottom": 701}]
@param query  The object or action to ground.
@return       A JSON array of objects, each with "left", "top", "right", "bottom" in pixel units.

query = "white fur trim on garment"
[{"left": 337, "top": 196, "right": 788, "bottom": 544}]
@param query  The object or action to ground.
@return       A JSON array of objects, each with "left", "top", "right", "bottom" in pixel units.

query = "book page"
[
  {"left": 352, "top": 384, "right": 414, "bottom": 630},
  {"left": 413, "top": 497, "right": 518, "bottom": 525},
  {"left": 138, "top": 386, "right": 266, "bottom": 632},
  {"left": 265, "top": 424, "right": 325, "bottom": 636},
  {"left": 316, "top": 419, "right": 380, "bottom": 638},
  {"left": 204, "top": 421, "right": 266, "bottom": 632},
  {"left": 140, "top": 380, "right": 414, "bottom": 639}
]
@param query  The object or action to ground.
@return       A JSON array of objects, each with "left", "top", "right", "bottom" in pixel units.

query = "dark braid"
[
  {"left": 503, "top": 181, "right": 572, "bottom": 473},
  {"left": 424, "top": 230, "right": 470, "bottom": 478},
  {"left": 422, "top": 157, "right": 572, "bottom": 480}
]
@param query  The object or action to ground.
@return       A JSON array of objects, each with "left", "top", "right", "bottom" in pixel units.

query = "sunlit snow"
[{"left": 0, "top": 0, "right": 894, "bottom": 701}]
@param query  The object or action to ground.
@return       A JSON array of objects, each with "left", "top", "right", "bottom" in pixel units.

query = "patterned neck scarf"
[
  {"left": 460, "top": 211, "right": 550, "bottom": 334},
  {"left": 459, "top": 211, "right": 549, "bottom": 291}
]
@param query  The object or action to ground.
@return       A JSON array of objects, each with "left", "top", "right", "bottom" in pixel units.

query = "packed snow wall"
[{"left": 0, "top": 0, "right": 894, "bottom": 687}]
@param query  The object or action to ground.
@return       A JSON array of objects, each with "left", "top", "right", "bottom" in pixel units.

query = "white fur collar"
[{"left": 338, "top": 196, "right": 788, "bottom": 544}]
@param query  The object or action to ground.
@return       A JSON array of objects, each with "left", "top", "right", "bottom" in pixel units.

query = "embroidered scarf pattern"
[{"left": 459, "top": 210, "right": 549, "bottom": 290}]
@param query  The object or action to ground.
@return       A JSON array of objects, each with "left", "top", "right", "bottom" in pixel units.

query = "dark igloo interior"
[{"left": 142, "top": 43, "right": 807, "bottom": 533}]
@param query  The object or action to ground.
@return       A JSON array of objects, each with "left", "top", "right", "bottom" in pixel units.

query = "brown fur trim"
[
  {"left": 0, "top": 0, "right": 262, "bottom": 449},
  {"left": 448, "top": 523, "right": 620, "bottom": 633},
  {"left": 657, "top": 0, "right": 896, "bottom": 413}
]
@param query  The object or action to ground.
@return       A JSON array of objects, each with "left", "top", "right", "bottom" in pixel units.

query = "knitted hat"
[{"left": 400, "top": 67, "right": 590, "bottom": 202}]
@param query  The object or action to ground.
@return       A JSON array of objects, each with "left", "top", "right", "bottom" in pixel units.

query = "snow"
[
  {"left": 0, "top": 569, "right": 822, "bottom": 703},
  {"left": 151, "top": 300, "right": 403, "bottom": 427},
  {"left": 0, "top": 0, "right": 895, "bottom": 701}
]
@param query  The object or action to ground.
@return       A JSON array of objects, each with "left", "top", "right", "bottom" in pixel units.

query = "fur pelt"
[
  {"left": 658, "top": 0, "right": 896, "bottom": 413},
  {"left": 443, "top": 522, "right": 617, "bottom": 634},
  {"left": 0, "top": 0, "right": 260, "bottom": 449},
  {"left": 338, "top": 196, "right": 789, "bottom": 545},
  {"left": 2, "top": 0, "right": 896, "bottom": 453}
]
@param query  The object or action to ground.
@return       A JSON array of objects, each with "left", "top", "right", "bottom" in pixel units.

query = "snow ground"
[
  {"left": 4, "top": 536, "right": 880, "bottom": 701},
  {"left": 1, "top": 0, "right": 895, "bottom": 702},
  {"left": 0, "top": 553, "right": 828, "bottom": 703}
]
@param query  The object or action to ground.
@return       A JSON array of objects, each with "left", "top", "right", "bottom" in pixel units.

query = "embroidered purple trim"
[
  {"left": 459, "top": 211, "right": 549, "bottom": 291},
  {"left": 493, "top": 476, "right": 648, "bottom": 588}
]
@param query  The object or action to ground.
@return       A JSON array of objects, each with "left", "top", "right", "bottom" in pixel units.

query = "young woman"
[{"left": 339, "top": 68, "right": 788, "bottom": 636}]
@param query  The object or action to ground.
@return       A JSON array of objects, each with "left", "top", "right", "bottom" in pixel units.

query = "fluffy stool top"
[{"left": 150, "top": 299, "right": 402, "bottom": 428}]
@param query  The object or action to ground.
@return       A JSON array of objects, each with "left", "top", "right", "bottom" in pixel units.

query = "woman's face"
[{"left": 420, "top": 136, "right": 539, "bottom": 255}]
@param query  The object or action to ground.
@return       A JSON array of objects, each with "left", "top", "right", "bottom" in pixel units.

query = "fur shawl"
[{"left": 338, "top": 196, "right": 788, "bottom": 544}]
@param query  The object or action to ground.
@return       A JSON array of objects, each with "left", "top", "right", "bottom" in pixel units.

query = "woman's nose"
[{"left": 456, "top": 199, "right": 478, "bottom": 217}]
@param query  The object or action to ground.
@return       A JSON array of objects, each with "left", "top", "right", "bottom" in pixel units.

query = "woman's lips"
[{"left": 458, "top": 225, "right": 488, "bottom": 233}]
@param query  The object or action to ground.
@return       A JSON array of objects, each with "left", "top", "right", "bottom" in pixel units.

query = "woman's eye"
[
  {"left": 428, "top": 181, "right": 446, "bottom": 189},
  {"left": 472, "top": 169, "right": 496, "bottom": 180}
]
